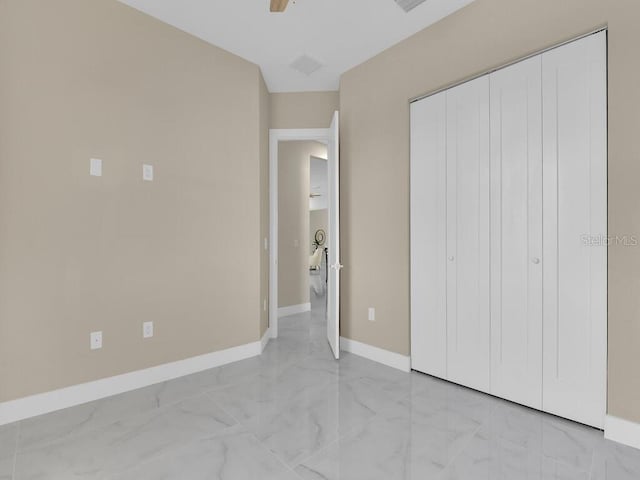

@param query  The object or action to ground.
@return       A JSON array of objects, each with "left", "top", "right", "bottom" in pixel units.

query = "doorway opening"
[
  {"left": 309, "top": 154, "right": 329, "bottom": 324},
  {"left": 269, "top": 114, "right": 340, "bottom": 359}
]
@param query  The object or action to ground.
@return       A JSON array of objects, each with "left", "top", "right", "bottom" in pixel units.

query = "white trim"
[
  {"left": 260, "top": 327, "right": 271, "bottom": 352},
  {"left": 0, "top": 340, "right": 261, "bottom": 426},
  {"left": 278, "top": 303, "right": 311, "bottom": 318},
  {"left": 269, "top": 128, "right": 331, "bottom": 339},
  {"left": 340, "top": 337, "right": 411, "bottom": 373},
  {"left": 605, "top": 415, "right": 640, "bottom": 451}
]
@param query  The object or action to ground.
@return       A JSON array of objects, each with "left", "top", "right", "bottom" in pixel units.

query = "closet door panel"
[
  {"left": 542, "top": 32, "right": 607, "bottom": 428},
  {"left": 410, "top": 94, "right": 448, "bottom": 378},
  {"left": 446, "top": 76, "right": 491, "bottom": 393},
  {"left": 489, "top": 56, "right": 543, "bottom": 409}
]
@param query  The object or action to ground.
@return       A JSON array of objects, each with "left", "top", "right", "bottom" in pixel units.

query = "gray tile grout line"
[
  {"left": 538, "top": 419, "right": 603, "bottom": 475},
  {"left": 203, "top": 391, "right": 306, "bottom": 479},
  {"left": 538, "top": 448, "right": 596, "bottom": 478},
  {"left": 437, "top": 402, "right": 499, "bottom": 474},
  {"left": 11, "top": 421, "right": 20, "bottom": 480},
  {"left": 588, "top": 446, "right": 597, "bottom": 480},
  {"left": 104, "top": 424, "right": 245, "bottom": 477},
  {"left": 252, "top": 434, "right": 307, "bottom": 480},
  {"left": 292, "top": 418, "right": 366, "bottom": 469},
  {"left": 132, "top": 398, "right": 242, "bottom": 476}
]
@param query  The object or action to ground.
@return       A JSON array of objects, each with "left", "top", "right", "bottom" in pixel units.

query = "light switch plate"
[
  {"left": 143, "top": 164, "right": 153, "bottom": 182},
  {"left": 368, "top": 308, "right": 376, "bottom": 322},
  {"left": 90, "top": 158, "right": 102, "bottom": 177},
  {"left": 143, "top": 321, "right": 154, "bottom": 339},
  {"left": 90, "top": 331, "right": 103, "bottom": 350}
]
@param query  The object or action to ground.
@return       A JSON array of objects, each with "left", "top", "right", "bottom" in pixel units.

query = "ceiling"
[{"left": 117, "top": 0, "right": 475, "bottom": 92}]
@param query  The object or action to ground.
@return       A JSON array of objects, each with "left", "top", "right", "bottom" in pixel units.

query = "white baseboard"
[
  {"left": 0, "top": 340, "right": 262, "bottom": 426},
  {"left": 278, "top": 303, "right": 311, "bottom": 317},
  {"left": 340, "top": 337, "right": 411, "bottom": 373},
  {"left": 605, "top": 415, "right": 640, "bottom": 450},
  {"left": 260, "top": 327, "right": 271, "bottom": 352}
]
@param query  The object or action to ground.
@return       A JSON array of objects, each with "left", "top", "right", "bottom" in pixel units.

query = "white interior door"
[
  {"left": 542, "top": 32, "right": 607, "bottom": 428},
  {"left": 489, "top": 55, "right": 543, "bottom": 409},
  {"left": 446, "top": 76, "right": 491, "bottom": 394},
  {"left": 410, "top": 93, "right": 447, "bottom": 378},
  {"left": 327, "top": 111, "right": 341, "bottom": 359}
]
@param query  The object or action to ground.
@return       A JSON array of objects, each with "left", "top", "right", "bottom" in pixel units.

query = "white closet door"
[
  {"left": 542, "top": 32, "right": 607, "bottom": 428},
  {"left": 489, "top": 56, "right": 543, "bottom": 409},
  {"left": 410, "top": 93, "right": 447, "bottom": 378},
  {"left": 446, "top": 76, "right": 491, "bottom": 393}
]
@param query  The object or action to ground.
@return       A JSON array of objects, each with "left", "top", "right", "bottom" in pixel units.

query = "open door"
[{"left": 327, "top": 111, "right": 341, "bottom": 359}]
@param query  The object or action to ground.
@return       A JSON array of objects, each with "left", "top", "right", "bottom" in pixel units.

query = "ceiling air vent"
[
  {"left": 290, "top": 55, "right": 323, "bottom": 76},
  {"left": 395, "top": 0, "right": 428, "bottom": 13}
]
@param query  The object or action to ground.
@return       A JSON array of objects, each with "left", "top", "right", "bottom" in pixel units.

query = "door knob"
[
  {"left": 448, "top": 256, "right": 455, "bottom": 261},
  {"left": 532, "top": 257, "right": 540, "bottom": 264},
  {"left": 330, "top": 262, "right": 344, "bottom": 271}
]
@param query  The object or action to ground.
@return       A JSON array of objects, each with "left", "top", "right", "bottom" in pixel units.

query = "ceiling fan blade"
[{"left": 270, "top": 0, "right": 289, "bottom": 12}]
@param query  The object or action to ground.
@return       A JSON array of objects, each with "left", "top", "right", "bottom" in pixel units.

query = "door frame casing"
[{"left": 269, "top": 128, "right": 330, "bottom": 339}]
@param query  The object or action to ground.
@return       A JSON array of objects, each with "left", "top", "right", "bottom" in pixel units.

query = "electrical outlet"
[
  {"left": 263, "top": 298, "right": 267, "bottom": 312},
  {"left": 90, "top": 331, "right": 102, "bottom": 350},
  {"left": 143, "top": 321, "right": 154, "bottom": 339},
  {"left": 368, "top": 307, "right": 376, "bottom": 322}
]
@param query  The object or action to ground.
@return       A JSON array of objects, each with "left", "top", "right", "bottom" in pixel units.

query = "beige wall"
[
  {"left": 270, "top": 92, "right": 339, "bottom": 129},
  {"left": 339, "top": 0, "right": 640, "bottom": 423},
  {"left": 310, "top": 209, "right": 328, "bottom": 254},
  {"left": 0, "top": 0, "right": 265, "bottom": 402},
  {"left": 278, "top": 141, "right": 327, "bottom": 308}
]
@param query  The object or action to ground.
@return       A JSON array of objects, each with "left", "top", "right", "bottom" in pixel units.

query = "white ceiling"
[{"left": 118, "top": 0, "right": 475, "bottom": 92}]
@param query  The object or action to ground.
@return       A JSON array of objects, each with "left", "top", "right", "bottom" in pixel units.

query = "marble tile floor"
[{"left": 1, "top": 286, "right": 639, "bottom": 479}]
